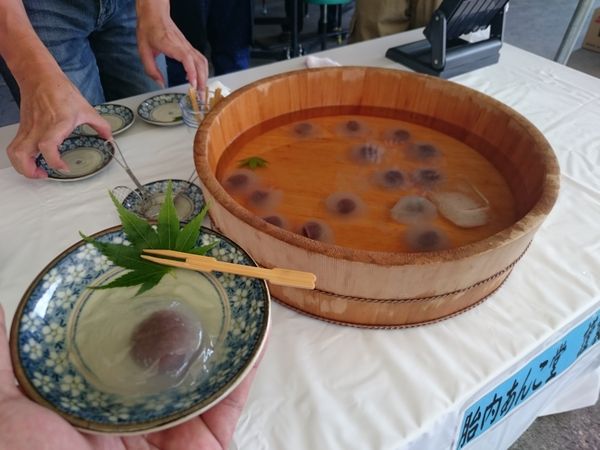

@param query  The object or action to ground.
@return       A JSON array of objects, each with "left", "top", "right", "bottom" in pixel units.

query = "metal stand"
[
  {"left": 319, "top": 5, "right": 328, "bottom": 51},
  {"left": 291, "top": 0, "right": 300, "bottom": 57},
  {"left": 554, "top": 0, "right": 596, "bottom": 64},
  {"left": 386, "top": 5, "right": 507, "bottom": 78},
  {"left": 252, "top": 0, "right": 301, "bottom": 60}
]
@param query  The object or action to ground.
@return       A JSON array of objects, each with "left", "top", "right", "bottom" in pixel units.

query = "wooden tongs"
[{"left": 142, "top": 249, "right": 316, "bottom": 289}]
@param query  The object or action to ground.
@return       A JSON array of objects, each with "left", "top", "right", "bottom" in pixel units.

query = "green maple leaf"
[
  {"left": 81, "top": 180, "right": 215, "bottom": 296},
  {"left": 238, "top": 156, "right": 268, "bottom": 170},
  {"left": 175, "top": 202, "right": 210, "bottom": 251},
  {"left": 109, "top": 190, "right": 158, "bottom": 250},
  {"left": 157, "top": 184, "right": 179, "bottom": 249},
  {"left": 89, "top": 267, "right": 169, "bottom": 296}
]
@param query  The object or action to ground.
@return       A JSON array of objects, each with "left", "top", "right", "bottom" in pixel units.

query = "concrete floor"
[{"left": 504, "top": 0, "right": 600, "bottom": 79}]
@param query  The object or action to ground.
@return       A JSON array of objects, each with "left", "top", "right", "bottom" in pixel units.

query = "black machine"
[{"left": 385, "top": 0, "right": 510, "bottom": 78}]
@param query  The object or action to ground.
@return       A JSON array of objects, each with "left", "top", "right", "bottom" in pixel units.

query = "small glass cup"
[{"left": 178, "top": 94, "right": 208, "bottom": 128}]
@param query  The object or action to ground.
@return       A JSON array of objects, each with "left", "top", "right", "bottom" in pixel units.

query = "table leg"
[
  {"left": 320, "top": 5, "right": 328, "bottom": 51},
  {"left": 291, "top": 0, "right": 300, "bottom": 57}
]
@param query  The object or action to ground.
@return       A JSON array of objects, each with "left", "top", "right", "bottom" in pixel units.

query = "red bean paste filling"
[
  {"left": 345, "top": 120, "right": 361, "bottom": 132},
  {"left": 357, "top": 144, "right": 382, "bottom": 163},
  {"left": 301, "top": 221, "right": 323, "bottom": 240},
  {"left": 336, "top": 198, "right": 357, "bottom": 214},
  {"left": 411, "top": 143, "right": 440, "bottom": 159},
  {"left": 414, "top": 168, "right": 442, "bottom": 185},
  {"left": 383, "top": 170, "right": 404, "bottom": 187},
  {"left": 249, "top": 189, "right": 269, "bottom": 205},
  {"left": 391, "top": 129, "right": 411, "bottom": 142},
  {"left": 129, "top": 310, "right": 198, "bottom": 375},
  {"left": 227, "top": 173, "right": 249, "bottom": 188},
  {"left": 263, "top": 215, "right": 283, "bottom": 227},
  {"left": 414, "top": 230, "right": 441, "bottom": 250},
  {"left": 294, "top": 122, "right": 313, "bottom": 136}
]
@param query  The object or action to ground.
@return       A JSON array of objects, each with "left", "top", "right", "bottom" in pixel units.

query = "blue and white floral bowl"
[
  {"left": 120, "top": 179, "right": 205, "bottom": 223},
  {"left": 37, "top": 136, "right": 114, "bottom": 181},
  {"left": 74, "top": 103, "right": 135, "bottom": 136},
  {"left": 137, "top": 93, "right": 186, "bottom": 126},
  {"left": 10, "top": 226, "right": 270, "bottom": 434}
]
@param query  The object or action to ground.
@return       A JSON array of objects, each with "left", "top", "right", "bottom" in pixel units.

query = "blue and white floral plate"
[
  {"left": 137, "top": 93, "right": 186, "bottom": 126},
  {"left": 10, "top": 226, "right": 270, "bottom": 434},
  {"left": 121, "top": 179, "right": 205, "bottom": 223},
  {"left": 37, "top": 136, "right": 114, "bottom": 181},
  {"left": 74, "top": 103, "right": 135, "bottom": 136}
]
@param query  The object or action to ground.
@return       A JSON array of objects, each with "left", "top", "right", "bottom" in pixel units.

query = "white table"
[{"left": 1, "top": 30, "right": 600, "bottom": 450}]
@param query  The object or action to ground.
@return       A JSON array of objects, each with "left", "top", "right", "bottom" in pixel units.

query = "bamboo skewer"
[
  {"left": 141, "top": 249, "right": 316, "bottom": 289},
  {"left": 209, "top": 87, "right": 223, "bottom": 110},
  {"left": 188, "top": 86, "right": 202, "bottom": 124}
]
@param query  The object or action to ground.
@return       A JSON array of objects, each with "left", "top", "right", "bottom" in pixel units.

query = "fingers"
[
  {"left": 80, "top": 110, "right": 113, "bottom": 141},
  {"left": 178, "top": 50, "right": 209, "bottom": 92},
  {"left": 6, "top": 152, "right": 45, "bottom": 179},
  {"left": 198, "top": 354, "right": 262, "bottom": 449},
  {"left": 147, "top": 351, "right": 264, "bottom": 450},
  {"left": 145, "top": 418, "right": 219, "bottom": 450},
  {"left": 8, "top": 94, "right": 114, "bottom": 178},
  {"left": 36, "top": 120, "right": 74, "bottom": 172},
  {"left": 165, "top": 47, "right": 208, "bottom": 91},
  {"left": 179, "top": 54, "right": 198, "bottom": 90},
  {"left": 138, "top": 41, "right": 166, "bottom": 88},
  {"left": 7, "top": 113, "right": 111, "bottom": 179},
  {"left": 7, "top": 66, "right": 114, "bottom": 179},
  {"left": 156, "top": 45, "right": 207, "bottom": 92},
  {"left": 136, "top": 12, "right": 208, "bottom": 91},
  {"left": 191, "top": 50, "right": 208, "bottom": 93},
  {"left": 0, "top": 304, "right": 19, "bottom": 399},
  {"left": 7, "top": 135, "right": 49, "bottom": 179},
  {"left": 173, "top": 48, "right": 207, "bottom": 93}
]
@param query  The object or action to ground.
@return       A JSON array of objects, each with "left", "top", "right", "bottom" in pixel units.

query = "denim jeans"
[{"left": 0, "top": 0, "right": 159, "bottom": 105}]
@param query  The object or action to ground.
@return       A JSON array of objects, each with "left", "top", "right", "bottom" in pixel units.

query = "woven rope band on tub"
[
  {"left": 209, "top": 219, "right": 530, "bottom": 304},
  {"left": 311, "top": 245, "right": 530, "bottom": 305},
  {"left": 272, "top": 284, "right": 504, "bottom": 329}
]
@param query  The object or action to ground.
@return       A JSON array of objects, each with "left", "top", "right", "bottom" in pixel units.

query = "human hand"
[
  {"left": 6, "top": 72, "right": 112, "bottom": 179},
  {"left": 0, "top": 304, "right": 260, "bottom": 450},
  {"left": 135, "top": 0, "right": 208, "bottom": 93}
]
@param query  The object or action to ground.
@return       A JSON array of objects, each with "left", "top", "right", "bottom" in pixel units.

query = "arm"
[
  {"left": 135, "top": 0, "right": 208, "bottom": 93},
  {"left": 0, "top": 0, "right": 111, "bottom": 178}
]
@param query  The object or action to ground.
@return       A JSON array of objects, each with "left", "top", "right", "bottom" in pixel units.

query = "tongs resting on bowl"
[
  {"left": 108, "top": 138, "right": 151, "bottom": 198},
  {"left": 142, "top": 249, "right": 316, "bottom": 289}
]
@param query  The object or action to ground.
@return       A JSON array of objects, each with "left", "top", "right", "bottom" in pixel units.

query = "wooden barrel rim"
[{"left": 195, "top": 67, "right": 560, "bottom": 266}]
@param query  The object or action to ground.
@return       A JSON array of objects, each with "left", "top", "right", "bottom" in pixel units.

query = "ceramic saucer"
[
  {"left": 10, "top": 226, "right": 270, "bottom": 434},
  {"left": 74, "top": 104, "right": 135, "bottom": 136},
  {"left": 121, "top": 179, "right": 205, "bottom": 222},
  {"left": 137, "top": 93, "right": 186, "bottom": 126},
  {"left": 37, "top": 136, "right": 114, "bottom": 181}
]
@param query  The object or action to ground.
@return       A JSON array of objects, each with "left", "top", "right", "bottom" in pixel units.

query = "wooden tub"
[{"left": 194, "top": 67, "right": 560, "bottom": 328}]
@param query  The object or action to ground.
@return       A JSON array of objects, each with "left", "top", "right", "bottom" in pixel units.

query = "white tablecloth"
[{"left": 1, "top": 31, "right": 599, "bottom": 450}]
